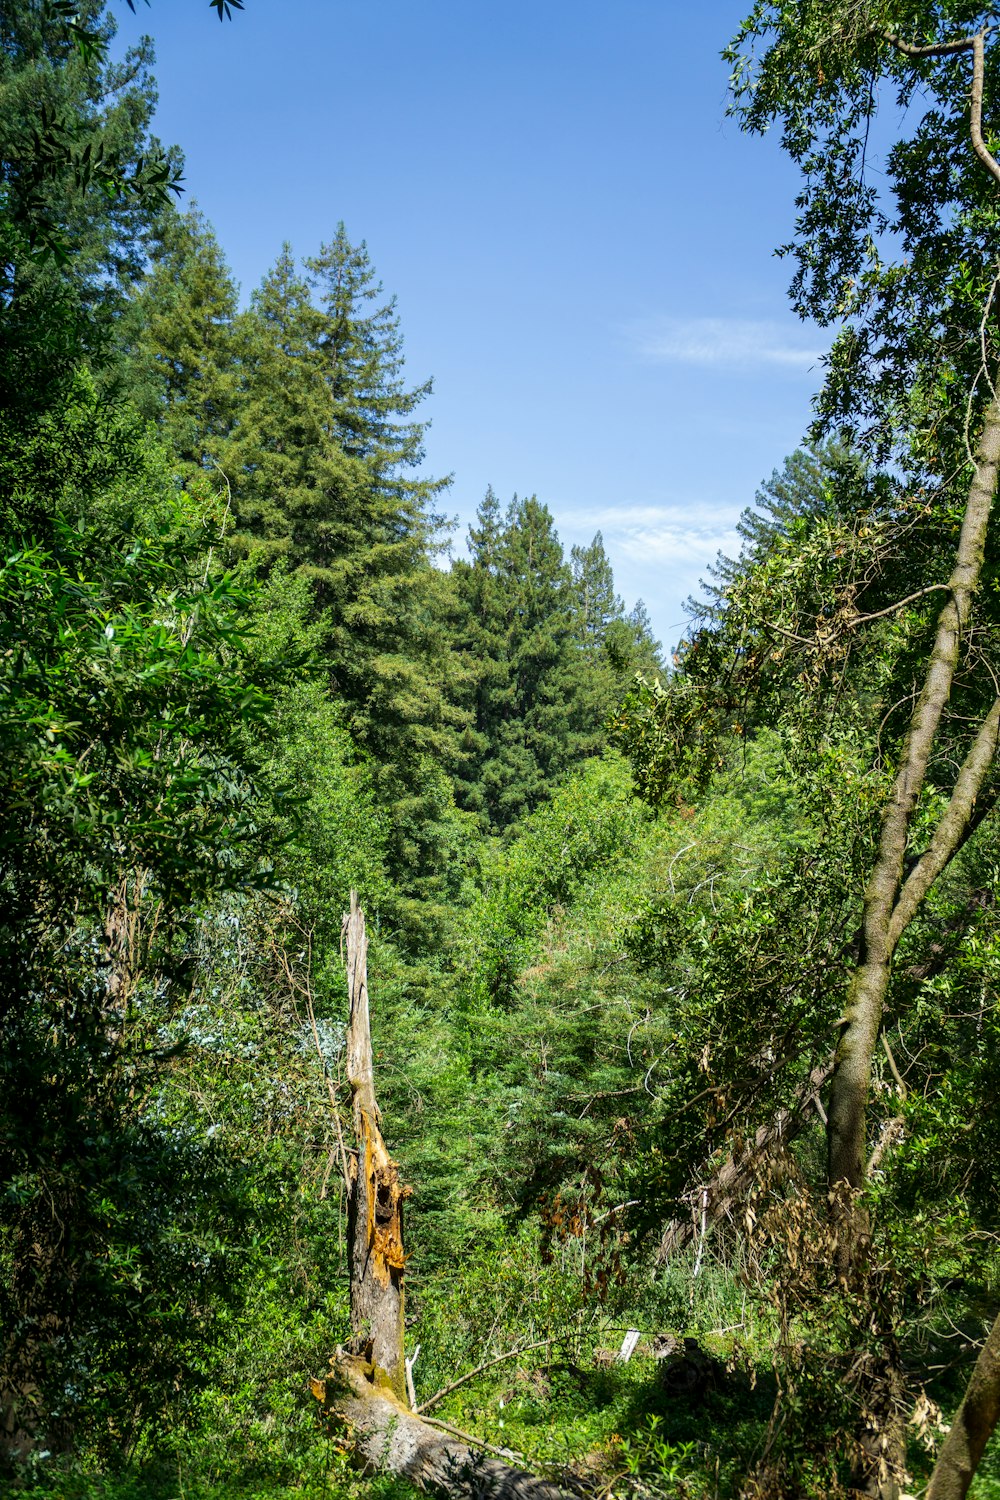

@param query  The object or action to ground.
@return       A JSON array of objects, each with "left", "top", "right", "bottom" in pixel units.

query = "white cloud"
[
  {"left": 557, "top": 500, "right": 743, "bottom": 637},
  {"left": 564, "top": 500, "right": 740, "bottom": 566},
  {"left": 626, "top": 315, "right": 824, "bottom": 371}
]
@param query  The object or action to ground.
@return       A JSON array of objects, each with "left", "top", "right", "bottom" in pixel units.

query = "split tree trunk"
[
  {"left": 342, "top": 892, "right": 408, "bottom": 1399},
  {"left": 315, "top": 894, "right": 572, "bottom": 1500}
]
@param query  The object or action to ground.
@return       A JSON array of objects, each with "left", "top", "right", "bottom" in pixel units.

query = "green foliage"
[
  {"left": 725, "top": 3, "right": 1000, "bottom": 474},
  {"left": 0, "top": 0, "right": 178, "bottom": 410},
  {"left": 460, "top": 752, "right": 650, "bottom": 1008},
  {"left": 0, "top": 376, "right": 298, "bottom": 1462},
  {"left": 212, "top": 232, "right": 469, "bottom": 923},
  {"left": 12, "top": 8, "right": 1000, "bottom": 1496},
  {"left": 128, "top": 205, "right": 241, "bottom": 483},
  {"left": 0, "top": 377, "right": 278, "bottom": 956},
  {"left": 453, "top": 493, "right": 653, "bottom": 833}
]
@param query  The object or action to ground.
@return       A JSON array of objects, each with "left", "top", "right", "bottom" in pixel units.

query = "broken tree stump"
[
  {"left": 311, "top": 1356, "right": 573, "bottom": 1500},
  {"left": 314, "top": 894, "right": 574, "bottom": 1500},
  {"left": 343, "top": 891, "right": 409, "bottom": 1400}
]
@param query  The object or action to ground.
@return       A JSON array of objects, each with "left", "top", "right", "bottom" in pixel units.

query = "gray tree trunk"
[
  {"left": 827, "top": 392, "right": 1000, "bottom": 1254},
  {"left": 926, "top": 1308, "right": 1000, "bottom": 1500},
  {"left": 312, "top": 1356, "right": 572, "bottom": 1500}
]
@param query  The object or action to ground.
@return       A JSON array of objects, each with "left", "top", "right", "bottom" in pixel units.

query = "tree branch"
[
  {"left": 881, "top": 31, "right": 979, "bottom": 60},
  {"left": 927, "top": 1306, "right": 1000, "bottom": 1499},
  {"left": 972, "top": 32, "right": 1000, "bottom": 186},
  {"left": 418, "top": 1339, "right": 556, "bottom": 1416},
  {"left": 827, "top": 386, "right": 1000, "bottom": 1217},
  {"left": 887, "top": 697, "right": 1000, "bottom": 949},
  {"left": 882, "top": 29, "right": 1000, "bottom": 184}
]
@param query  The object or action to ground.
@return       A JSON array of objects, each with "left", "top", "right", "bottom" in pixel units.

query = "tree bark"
[
  {"left": 827, "top": 390, "right": 1000, "bottom": 1256},
  {"left": 926, "top": 1308, "right": 1000, "bottom": 1500},
  {"left": 342, "top": 892, "right": 408, "bottom": 1400},
  {"left": 310, "top": 1362, "right": 569, "bottom": 1500},
  {"left": 311, "top": 1356, "right": 572, "bottom": 1500}
]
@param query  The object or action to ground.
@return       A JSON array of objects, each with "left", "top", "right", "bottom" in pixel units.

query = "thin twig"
[
  {"left": 417, "top": 1339, "right": 556, "bottom": 1415},
  {"left": 419, "top": 1413, "right": 528, "bottom": 1464},
  {"left": 881, "top": 1031, "right": 908, "bottom": 1098}
]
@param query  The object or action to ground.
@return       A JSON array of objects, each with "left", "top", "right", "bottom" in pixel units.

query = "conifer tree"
[
  {"left": 0, "top": 0, "right": 175, "bottom": 415},
  {"left": 220, "top": 233, "right": 466, "bottom": 921},
  {"left": 222, "top": 244, "right": 367, "bottom": 569},
  {"left": 568, "top": 530, "right": 664, "bottom": 720},
  {"left": 570, "top": 531, "right": 622, "bottom": 654},
  {"left": 454, "top": 494, "right": 609, "bottom": 830},
  {"left": 128, "top": 205, "right": 240, "bottom": 483},
  {"left": 452, "top": 487, "right": 511, "bottom": 820}
]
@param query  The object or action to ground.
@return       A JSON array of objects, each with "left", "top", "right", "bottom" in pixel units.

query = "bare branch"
[
  {"left": 417, "top": 1338, "right": 556, "bottom": 1415},
  {"left": 881, "top": 30, "right": 980, "bottom": 59},
  {"left": 849, "top": 583, "right": 952, "bottom": 626},
  {"left": 971, "top": 32, "right": 1000, "bottom": 186}
]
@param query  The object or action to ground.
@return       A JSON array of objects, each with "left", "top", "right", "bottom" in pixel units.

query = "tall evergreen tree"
[
  {"left": 454, "top": 494, "right": 614, "bottom": 831},
  {"left": 127, "top": 205, "right": 240, "bottom": 483},
  {"left": 570, "top": 531, "right": 622, "bottom": 654},
  {"left": 219, "top": 232, "right": 466, "bottom": 921},
  {"left": 569, "top": 529, "right": 664, "bottom": 698},
  {"left": 0, "top": 0, "right": 177, "bottom": 415},
  {"left": 223, "top": 244, "right": 366, "bottom": 569}
]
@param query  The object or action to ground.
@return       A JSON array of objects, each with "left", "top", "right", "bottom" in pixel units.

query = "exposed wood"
[
  {"left": 343, "top": 892, "right": 409, "bottom": 1399},
  {"left": 312, "top": 1356, "right": 573, "bottom": 1499},
  {"left": 405, "top": 1342, "right": 420, "bottom": 1411},
  {"left": 319, "top": 898, "right": 578, "bottom": 1500}
]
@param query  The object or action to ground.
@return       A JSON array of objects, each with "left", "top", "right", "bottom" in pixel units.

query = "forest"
[{"left": 6, "top": 2, "right": 1000, "bottom": 1498}]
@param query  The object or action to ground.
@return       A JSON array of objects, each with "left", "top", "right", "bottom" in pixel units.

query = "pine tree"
[
  {"left": 218, "top": 233, "right": 466, "bottom": 924},
  {"left": 451, "top": 487, "right": 509, "bottom": 819},
  {"left": 0, "top": 0, "right": 174, "bottom": 415},
  {"left": 128, "top": 205, "right": 240, "bottom": 483},
  {"left": 454, "top": 494, "right": 607, "bottom": 831},
  {"left": 568, "top": 530, "right": 665, "bottom": 721},
  {"left": 222, "top": 244, "right": 367, "bottom": 569},
  {"left": 694, "top": 437, "right": 868, "bottom": 625},
  {"left": 570, "top": 531, "right": 623, "bottom": 654}
]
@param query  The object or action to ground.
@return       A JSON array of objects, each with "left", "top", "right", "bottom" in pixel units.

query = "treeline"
[{"left": 132, "top": 207, "right": 661, "bottom": 888}]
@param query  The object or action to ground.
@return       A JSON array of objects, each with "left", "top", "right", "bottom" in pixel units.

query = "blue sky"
[{"left": 119, "top": 0, "right": 828, "bottom": 649}]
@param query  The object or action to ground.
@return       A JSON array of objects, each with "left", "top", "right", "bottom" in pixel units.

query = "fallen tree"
[{"left": 657, "top": 1058, "right": 833, "bottom": 1262}]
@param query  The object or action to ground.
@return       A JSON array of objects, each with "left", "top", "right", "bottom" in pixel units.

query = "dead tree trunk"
[
  {"left": 316, "top": 895, "right": 573, "bottom": 1499},
  {"left": 342, "top": 892, "right": 408, "bottom": 1400},
  {"left": 312, "top": 1356, "right": 571, "bottom": 1500}
]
